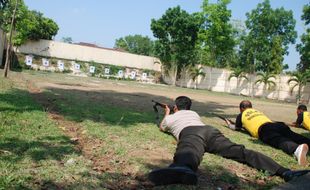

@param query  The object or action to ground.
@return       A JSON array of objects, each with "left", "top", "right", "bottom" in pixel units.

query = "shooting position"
[
  {"left": 149, "top": 96, "right": 310, "bottom": 186},
  {"left": 224, "top": 100, "right": 310, "bottom": 166},
  {"left": 289, "top": 104, "right": 310, "bottom": 131}
]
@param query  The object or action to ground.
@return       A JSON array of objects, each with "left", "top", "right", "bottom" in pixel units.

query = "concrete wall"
[
  {"left": 16, "top": 39, "right": 161, "bottom": 71},
  {"left": 0, "top": 29, "right": 5, "bottom": 65},
  {"left": 163, "top": 66, "right": 310, "bottom": 104}
]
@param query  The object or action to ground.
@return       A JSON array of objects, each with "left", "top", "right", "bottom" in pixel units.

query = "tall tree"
[
  {"left": 296, "top": 3, "right": 310, "bottom": 72},
  {"left": 114, "top": 34, "right": 154, "bottom": 56},
  {"left": 151, "top": 6, "right": 202, "bottom": 85},
  {"left": 199, "top": 0, "right": 235, "bottom": 68},
  {"left": 1, "top": 0, "right": 58, "bottom": 77},
  {"left": 240, "top": 0, "right": 297, "bottom": 74}
]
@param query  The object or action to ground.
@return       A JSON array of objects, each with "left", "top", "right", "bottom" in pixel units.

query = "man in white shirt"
[{"left": 148, "top": 96, "right": 310, "bottom": 186}]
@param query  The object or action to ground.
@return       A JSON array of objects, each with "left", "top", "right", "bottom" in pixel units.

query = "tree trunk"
[
  {"left": 4, "top": 0, "right": 18, "bottom": 78},
  {"left": 298, "top": 85, "right": 302, "bottom": 104},
  {"left": 173, "top": 65, "right": 178, "bottom": 86},
  {"left": 209, "top": 67, "right": 212, "bottom": 90}
]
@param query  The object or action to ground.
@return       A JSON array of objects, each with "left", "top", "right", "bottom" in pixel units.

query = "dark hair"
[
  {"left": 239, "top": 100, "right": 252, "bottom": 109},
  {"left": 175, "top": 96, "right": 192, "bottom": 110},
  {"left": 297, "top": 104, "right": 307, "bottom": 111}
]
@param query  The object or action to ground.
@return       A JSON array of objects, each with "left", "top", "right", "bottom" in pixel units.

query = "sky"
[{"left": 24, "top": 0, "right": 308, "bottom": 71}]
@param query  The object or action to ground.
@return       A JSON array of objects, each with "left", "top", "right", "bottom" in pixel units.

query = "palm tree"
[
  {"left": 255, "top": 72, "right": 277, "bottom": 98},
  {"left": 228, "top": 67, "right": 248, "bottom": 92},
  {"left": 287, "top": 71, "right": 310, "bottom": 103},
  {"left": 189, "top": 66, "right": 206, "bottom": 89}
]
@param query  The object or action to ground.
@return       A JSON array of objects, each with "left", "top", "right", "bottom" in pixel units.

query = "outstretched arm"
[{"left": 225, "top": 114, "right": 243, "bottom": 131}]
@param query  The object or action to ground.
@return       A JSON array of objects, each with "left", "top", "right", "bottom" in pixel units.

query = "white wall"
[
  {"left": 163, "top": 66, "right": 310, "bottom": 104},
  {"left": 16, "top": 39, "right": 161, "bottom": 71},
  {"left": 0, "top": 29, "right": 5, "bottom": 64}
]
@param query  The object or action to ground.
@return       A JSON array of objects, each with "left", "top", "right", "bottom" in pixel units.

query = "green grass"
[
  {"left": 0, "top": 70, "right": 309, "bottom": 189},
  {"left": 0, "top": 78, "right": 108, "bottom": 190}
]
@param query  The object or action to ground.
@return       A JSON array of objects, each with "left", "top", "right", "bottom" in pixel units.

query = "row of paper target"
[{"left": 25, "top": 55, "right": 148, "bottom": 79}]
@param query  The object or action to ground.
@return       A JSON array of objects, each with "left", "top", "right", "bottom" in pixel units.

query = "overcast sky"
[{"left": 24, "top": 0, "right": 308, "bottom": 71}]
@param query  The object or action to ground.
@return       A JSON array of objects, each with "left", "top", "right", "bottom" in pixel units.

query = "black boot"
[
  {"left": 148, "top": 166, "right": 198, "bottom": 186},
  {"left": 282, "top": 170, "right": 310, "bottom": 182}
]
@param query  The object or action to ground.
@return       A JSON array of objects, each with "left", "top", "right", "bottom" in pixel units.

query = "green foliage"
[
  {"left": 0, "top": 0, "right": 58, "bottom": 46},
  {"left": 108, "top": 65, "right": 124, "bottom": 75},
  {"left": 240, "top": 0, "right": 297, "bottom": 73},
  {"left": 199, "top": 0, "right": 235, "bottom": 68},
  {"left": 151, "top": 6, "right": 202, "bottom": 80},
  {"left": 114, "top": 35, "right": 154, "bottom": 56},
  {"left": 255, "top": 72, "right": 277, "bottom": 90},
  {"left": 61, "top": 37, "right": 73, "bottom": 44},
  {"left": 287, "top": 71, "right": 310, "bottom": 102},
  {"left": 228, "top": 67, "right": 248, "bottom": 81},
  {"left": 296, "top": 3, "right": 310, "bottom": 72},
  {"left": 189, "top": 66, "right": 206, "bottom": 89}
]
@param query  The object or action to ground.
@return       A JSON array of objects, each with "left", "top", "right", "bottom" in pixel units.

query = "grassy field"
[{"left": 0, "top": 70, "right": 309, "bottom": 190}]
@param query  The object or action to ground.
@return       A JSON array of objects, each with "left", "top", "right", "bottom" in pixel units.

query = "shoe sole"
[
  {"left": 148, "top": 168, "right": 198, "bottom": 186},
  {"left": 298, "top": 144, "right": 309, "bottom": 167}
]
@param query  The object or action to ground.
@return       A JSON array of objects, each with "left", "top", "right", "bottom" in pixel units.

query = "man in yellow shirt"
[
  {"left": 225, "top": 100, "right": 310, "bottom": 167},
  {"left": 291, "top": 104, "right": 310, "bottom": 131}
]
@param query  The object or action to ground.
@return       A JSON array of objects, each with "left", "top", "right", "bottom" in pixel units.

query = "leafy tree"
[
  {"left": 151, "top": 6, "right": 202, "bottom": 85},
  {"left": 287, "top": 71, "right": 310, "bottom": 103},
  {"left": 62, "top": 37, "right": 73, "bottom": 44},
  {"left": 199, "top": 0, "right": 235, "bottom": 68},
  {"left": 1, "top": 0, "right": 58, "bottom": 77},
  {"left": 1, "top": 1, "right": 58, "bottom": 46},
  {"left": 114, "top": 34, "right": 154, "bottom": 56},
  {"left": 189, "top": 66, "right": 206, "bottom": 89},
  {"left": 296, "top": 3, "right": 310, "bottom": 72},
  {"left": 240, "top": 0, "right": 297, "bottom": 74},
  {"left": 228, "top": 67, "right": 248, "bottom": 89},
  {"left": 255, "top": 72, "right": 276, "bottom": 98}
]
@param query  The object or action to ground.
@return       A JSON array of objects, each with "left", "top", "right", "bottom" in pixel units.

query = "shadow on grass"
[
  {"left": 24, "top": 158, "right": 280, "bottom": 190},
  {"left": 0, "top": 89, "right": 42, "bottom": 112},
  {"left": 27, "top": 86, "right": 236, "bottom": 128},
  {"left": 0, "top": 136, "right": 79, "bottom": 162}
]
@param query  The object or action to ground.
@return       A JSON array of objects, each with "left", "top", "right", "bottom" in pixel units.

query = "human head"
[
  {"left": 239, "top": 100, "right": 252, "bottom": 112},
  {"left": 297, "top": 104, "right": 307, "bottom": 115},
  {"left": 175, "top": 96, "right": 192, "bottom": 111}
]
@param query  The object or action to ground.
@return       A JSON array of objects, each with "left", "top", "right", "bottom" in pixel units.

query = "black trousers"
[
  {"left": 173, "top": 125, "right": 288, "bottom": 176},
  {"left": 259, "top": 122, "right": 310, "bottom": 154}
]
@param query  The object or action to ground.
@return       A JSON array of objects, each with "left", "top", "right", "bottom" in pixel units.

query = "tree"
[
  {"left": 296, "top": 3, "right": 310, "bottom": 72},
  {"left": 13, "top": 10, "right": 58, "bottom": 46},
  {"left": 3, "top": 0, "right": 18, "bottom": 77},
  {"left": 62, "top": 37, "right": 73, "bottom": 44},
  {"left": 287, "top": 71, "right": 310, "bottom": 103},
  {"left": 199, "top": 0, "right": 235, "bottom": 68},
  {"left": 1, "top": 0, "right": 58, "bottom": 77},
  {"left": 189, "top": 66, "right": 206, "bottom": 89},
  {"left": 151, "top": 6, "right": 202, "bottom": 85},
  {"left": 255, "top": 72, "right": 276, "bottom": 98},
  {"left": 228, "top": 67, "right": 248, "bottom": 90},
  {"left": 240, "top": 0, "right": 297, "bottom": 74},
  {"left": 114, "top": 35, "right": 154, "bottom": 56}
]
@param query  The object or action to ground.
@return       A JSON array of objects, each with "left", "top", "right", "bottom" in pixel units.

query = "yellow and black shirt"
[
  {"left": 296, "top": 111, "right": 310, "bottom": 131},
  {"left": 235, "top": 108, "right": 272, "bottom": 138}
]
